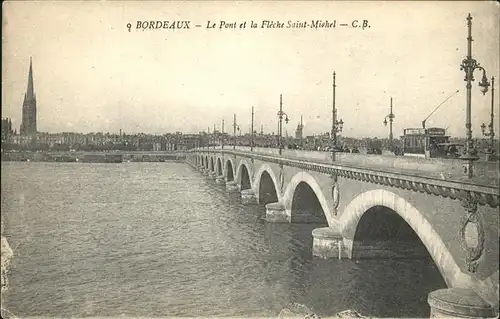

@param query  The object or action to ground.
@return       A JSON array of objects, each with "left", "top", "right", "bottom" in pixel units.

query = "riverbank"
[{"left": 1, "top": 151, "right": 186, "bottom": 163}]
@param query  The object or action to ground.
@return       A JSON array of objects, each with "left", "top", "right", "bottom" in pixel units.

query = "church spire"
[
  {"left": 21, "top": 57, "right": 37, "bottom": 135},
  {"left": 26, "top": 56, "right": 35, "bottom": 100}
]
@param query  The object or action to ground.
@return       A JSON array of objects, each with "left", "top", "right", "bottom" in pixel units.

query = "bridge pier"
[
  {"left": 225, "top": 181, "right": 239, "bottom": 193},
  {"left": 427, "top": 288, "right": 496, "bottom": 318},
  {"left": 264, "top": 202, "right": 290, "bottom": 223},
  {"left": 215, "top": 175, "right": 225, "bottom": 185},
  {"left": 241, "top": 189, "right": 258, "bottom": 205},
  {"left": 207, "top": 171, "right": 216, "bottom": 180},
  {"left": 312, "top": 226, "right": 347, "bottom": 259}
]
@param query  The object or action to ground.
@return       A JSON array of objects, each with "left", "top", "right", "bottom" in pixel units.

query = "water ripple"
[{"left": 1, "top": 162, "right": 446, "bottom": 317}]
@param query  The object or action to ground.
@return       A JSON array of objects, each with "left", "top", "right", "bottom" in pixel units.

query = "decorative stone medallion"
[
  {"left": 330, "top": 171, "right": 340, "bottom": 215},
  {"left": 463, "top": 222, "right": 480, "bottom": 248},
  {"left": 279, "top": 164, "right": 285, "bottom": 192},
  {"left": 332, "top": 182, "right": 340, "bottom": 215},
  {"left": 461, "top": 163, "right": 469, "bottom": 175},
  {"left": 459, "top": 195, "right": 485, "bottom": 273}
]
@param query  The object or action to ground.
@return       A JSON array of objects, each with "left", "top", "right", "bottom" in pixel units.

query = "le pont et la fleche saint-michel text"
[{"left": 131, "top": 19, "right": 371, "bottom": 31}]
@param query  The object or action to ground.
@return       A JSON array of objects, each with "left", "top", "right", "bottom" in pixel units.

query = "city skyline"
[{"left": 2, "top": 1, "right": 499, "bottom": 138}]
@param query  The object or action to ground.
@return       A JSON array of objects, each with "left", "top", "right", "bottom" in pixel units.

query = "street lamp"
[
  {"left": 481, "top": 76, "right": 496, "bottom": 159},
  {"left": 207, "top": 126, "right": 210, "bottom": 150},
  {"left": 459, "top": 13, "right": 490, "bottom": 178},
  {"left": 251, "top": 106, "right": 255, "bottom": 152},
  {"left": 221, "top": 119, "right": 225, "bottom": 149},
  {"left": 331, "top": 72, "right": 344, "bottom": 161},
  {"left": 233, "top": 114, "right": 240, "bottom": 150},
  {"left": 277, "top": 94, "right": 290, "bottom": 155},
  {"left": 300, "top": 115, "right": 304, "bottom": 149},
  {"left": 213, "top": 124, "right": 216, "bottom": 150},
  {"left": 383, "top": 97, "right": 395, "bottom": 149}
]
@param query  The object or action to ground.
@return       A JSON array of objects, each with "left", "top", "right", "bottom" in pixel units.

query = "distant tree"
[
  {"left": 51, "top": 143, "right": 70, "bottom": 152},
  {"left": 37, "top": 143, "right": 50, "bottom": 151},
  {"left": 73, "top": 143, "right": 82, "bottom": 151},
  {"left": 1, "top": 142, "right": 20, "bottom": 151},
  {"left": 104, "top": 141, "right": 115, "bottom": 151}
]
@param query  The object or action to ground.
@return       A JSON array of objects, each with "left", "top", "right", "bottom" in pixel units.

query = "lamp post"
[
  {"left": 213, "top": 124, "right": 216, "bottom": 150},
  {"left": 299, "top": 115, "right": 304, "bottom": 149},
  {"left": 459, "top": 13, "right": 490, "bottom": 178},
  {"left": 383, "top": 97, "right": 395, "bottom": 149},
  {"left": 481, "top": 76, "right": 495, "bottom": 160},
  {"left": 251, "top": 106, "right": 254, "bottom": 152},
  {"left": 277, "top": 94, "right": 290, "bottom": 155},
  {"left": 221, "top": 119, "right": 225, "bottom": 149},
  {"left": 331, "top": 72, "right": 344, "bottom": 161},
  {"left": 233, "top": 114, "right": 240, "bottom": 150}
]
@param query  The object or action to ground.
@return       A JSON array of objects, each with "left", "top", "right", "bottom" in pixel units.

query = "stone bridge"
[{"left": 186, "top": 147, "right": 499, "bottom": 318}]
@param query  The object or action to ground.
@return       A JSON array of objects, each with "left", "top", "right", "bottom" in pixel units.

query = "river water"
[{"left": 1, "top": 162, "right": 446, "bottom": 318}]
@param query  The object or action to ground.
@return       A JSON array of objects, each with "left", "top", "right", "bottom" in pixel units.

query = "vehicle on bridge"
[
  {"left": 400, "top": 127, "right": 461, "bottom": 159},
  {"left": 436, "top": 142, "right": 462, "bottom": 158},
  {"left": 366, "top": 139, "right": 382, "bottom": 155}
]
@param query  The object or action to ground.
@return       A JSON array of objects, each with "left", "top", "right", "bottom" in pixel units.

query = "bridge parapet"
[
  {"left": 192, "top": 148, "right": 499, "bottom": 208},
  {"left": 194, "top": 147, "right": 498, "bottom": 186}
]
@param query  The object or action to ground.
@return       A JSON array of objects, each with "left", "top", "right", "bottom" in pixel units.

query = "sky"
[{"left": 2, "top": 1, "right": 499, "bottom": 138}]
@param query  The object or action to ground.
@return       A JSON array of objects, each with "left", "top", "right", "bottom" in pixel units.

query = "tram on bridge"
[{"left": 399, "top": 127, "right": 461, "bottom": 159}]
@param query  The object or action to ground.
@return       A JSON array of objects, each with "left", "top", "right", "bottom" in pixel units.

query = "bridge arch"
[
  {"left": 340, "top": 189, "right": 465, "bottom": 288},
  {"left": 254, "top": 164, "right": 281, "bottom": 204},
  {"left": 225, "top": 158, "right": 235, "bottom": 181},
  {"left": 283, "top": 172, "right": 334, "bottom": 225},
  {"left": 216, "top": 157, "right": 223, "bottom": 176},
  {"left": 236, "top": 159, "right": 253, "bottom": 190}
]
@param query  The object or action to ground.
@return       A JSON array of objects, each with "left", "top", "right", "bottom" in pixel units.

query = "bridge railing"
[{"left": 193, "top": 146, "right": 498, "bottom": 186}]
